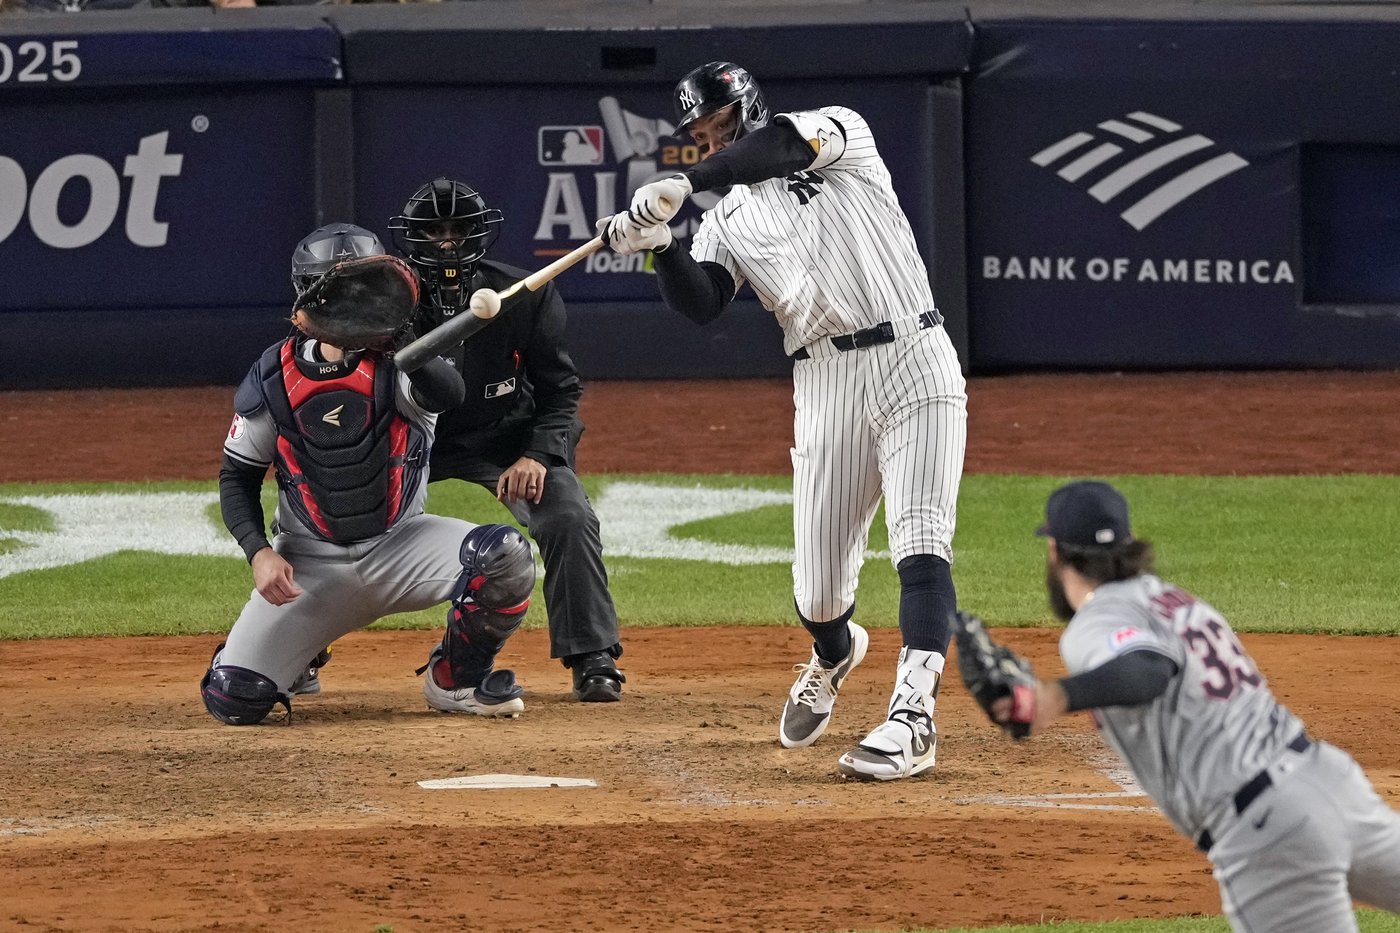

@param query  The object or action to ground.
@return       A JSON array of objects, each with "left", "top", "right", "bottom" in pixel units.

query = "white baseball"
[{"left": 468, "top": 288, "right": 502, "bottom": 319}]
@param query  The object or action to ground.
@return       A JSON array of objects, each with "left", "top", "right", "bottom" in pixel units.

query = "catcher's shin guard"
[{"left": 427, "top": 524, "right": 535, "bottom": 688}]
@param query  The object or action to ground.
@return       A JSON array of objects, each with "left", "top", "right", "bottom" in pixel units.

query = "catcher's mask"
[
  {"left": 390, "top": 178, "right": 503, "bottom": 318},
  {"left": 291, "top": 223, "right": 384, "bottom": 296},
  {"left": 674, "top": 61, "right": 770, "bottom": 140}
]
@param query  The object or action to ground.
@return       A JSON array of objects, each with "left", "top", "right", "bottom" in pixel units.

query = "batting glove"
[
  {"left": 598, "top": 213, "right": 673, "bottom": 255},
  {"left": 628, "top": 174, "right": 692, "bottom": 226}
]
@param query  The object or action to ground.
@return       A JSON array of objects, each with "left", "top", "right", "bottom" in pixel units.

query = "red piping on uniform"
[{"left": 386, "top": 418, "right": 408, "bottom": 524}]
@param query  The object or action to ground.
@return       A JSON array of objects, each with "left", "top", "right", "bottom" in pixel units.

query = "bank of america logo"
[{"left": 1031, "top": 111, "right": 1249, "bottom": 231}]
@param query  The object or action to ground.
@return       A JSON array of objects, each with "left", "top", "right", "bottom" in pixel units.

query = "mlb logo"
[
  {"left": 538, "top": 126, "right": 604, "bottom": 166},
  {"left": 485, "top": 378, "right": 517, "bottom": 399}
]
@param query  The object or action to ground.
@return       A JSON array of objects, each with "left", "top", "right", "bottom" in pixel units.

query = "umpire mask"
[{"left": 390, "top": 177, "right": 503, "bottom": 320}]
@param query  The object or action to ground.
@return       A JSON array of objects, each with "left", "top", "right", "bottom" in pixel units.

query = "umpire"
[{"left": 390, "top": 177, "right": 625, "bottom": 702}]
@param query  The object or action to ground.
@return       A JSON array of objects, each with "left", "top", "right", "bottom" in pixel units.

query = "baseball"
[{"left": 468, "top": 288, "right": 502, "bottom": 319}]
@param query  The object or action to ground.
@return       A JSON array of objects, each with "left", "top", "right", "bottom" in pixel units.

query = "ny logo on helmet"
[{"left": 677, "top": 88, "right": 698, "bottom": 110}]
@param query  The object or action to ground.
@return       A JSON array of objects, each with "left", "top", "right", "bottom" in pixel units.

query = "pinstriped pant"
[{"left": 790, "top": 325, "right": 967, "bottom": 623}]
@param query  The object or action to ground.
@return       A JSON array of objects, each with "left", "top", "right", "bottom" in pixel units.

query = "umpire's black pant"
[{"left": 428, "top": 448, "right": 620, "bottom": 661}]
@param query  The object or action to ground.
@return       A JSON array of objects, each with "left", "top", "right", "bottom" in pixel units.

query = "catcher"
[
  {"left": 200, "top": 223, "right": 537, "bottom": 724},
  {"left": 954, "top": 480, "right": 1400, "bottom": 932}
]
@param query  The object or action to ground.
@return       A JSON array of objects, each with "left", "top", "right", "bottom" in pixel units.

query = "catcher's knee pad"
[
  {"left": 438, "top": 524, "right": 534, "bottom": 686},
  {"left": 200, "top": 663, "right": 287, "bottom": 726},
  {"left": 453, "top": 523, "right": 535, "bottom": 614}
]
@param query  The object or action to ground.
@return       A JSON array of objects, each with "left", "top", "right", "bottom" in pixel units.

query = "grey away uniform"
[
  {"left": 217, "top": 339, "right": 472, "bottom": 690},
  {"left": 1063, "top": 575, "right": 1400, "bottom": 933},
  {"left": 201, "top": 221, "right": 538, "bottom": 726}
]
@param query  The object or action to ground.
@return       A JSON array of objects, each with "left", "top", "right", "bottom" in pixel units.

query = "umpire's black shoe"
[{"left": 565, "top": 650, "right": 626, "bottom": 702}]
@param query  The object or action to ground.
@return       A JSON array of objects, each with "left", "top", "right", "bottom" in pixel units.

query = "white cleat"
[
  {"left": 424, "top": 668, "right": 525, "bottom": 718},
  {"left": 837, "top": 710, "right": 937, "bottom": 781}
]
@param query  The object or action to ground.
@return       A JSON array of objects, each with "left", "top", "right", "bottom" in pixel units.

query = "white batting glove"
[
  {"left": 597, "top": 213, "right": 673, "bottom": 255},
  {"left": 628, "top": 174, "right": 692, "bottom": 226}
]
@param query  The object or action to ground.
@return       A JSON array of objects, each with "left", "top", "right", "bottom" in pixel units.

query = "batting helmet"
[
  {"left": 674, "top": 61, "right": 770, "bottom": 137},
  {"left": 291, "top": 223, "right": 385, "bottom": 296},
  {"left": 389, "top": 178, "right": 503, "bottom": 318}
]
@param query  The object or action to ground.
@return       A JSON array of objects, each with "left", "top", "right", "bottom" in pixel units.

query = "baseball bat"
[{"left": 394, "top": 235, "right": 604, "bottom": 372}]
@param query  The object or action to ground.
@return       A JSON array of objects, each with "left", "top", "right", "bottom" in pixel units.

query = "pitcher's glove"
[
  {"left": 291, "top": 255, "right": 420, "bottom": 351},
  {"left": 952, "top": 610, "right": 1037, "bottom": 740}
]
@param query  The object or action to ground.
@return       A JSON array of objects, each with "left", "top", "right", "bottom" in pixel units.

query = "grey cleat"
[{"left": 779, "top": 621, "right": 869, "bottom": 748}]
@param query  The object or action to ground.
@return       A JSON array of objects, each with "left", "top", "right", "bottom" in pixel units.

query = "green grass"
[
  {"left": 897, "top": 910, "right": 1400, "bottom": 932},
  {"left": 1, "top": 474, "right": 1398, "bottom": 639},
  {"left": 2, "top": 475, "right": 1399, "bottom": 933},
  {"left": 0, "top": 500, "right": 54, "bottom": 533}
]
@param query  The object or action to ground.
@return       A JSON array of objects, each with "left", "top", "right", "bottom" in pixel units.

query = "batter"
[{"left": 604, "top": 61, "right": 968, "bottom": 780}]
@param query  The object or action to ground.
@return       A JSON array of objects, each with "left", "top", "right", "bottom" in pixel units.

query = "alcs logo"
[{"left": 0, "top": 131, "right": 182, "bottom": 249}]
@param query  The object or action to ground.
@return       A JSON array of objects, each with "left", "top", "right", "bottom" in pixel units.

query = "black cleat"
[{"left": 566, "top": 650, "right": 626, "bottom": 702}]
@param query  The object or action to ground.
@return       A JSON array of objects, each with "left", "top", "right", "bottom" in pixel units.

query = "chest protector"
[{"left": 245, "top": 339, "right": 427, "bottom": 544}]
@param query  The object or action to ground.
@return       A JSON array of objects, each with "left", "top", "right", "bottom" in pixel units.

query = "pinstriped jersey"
[
  {"left": 689, "top": 106, "right": 939, "bottom": 356},
  {"left": 1059, "top": 574, "right": 1304, "bottom": 839}
]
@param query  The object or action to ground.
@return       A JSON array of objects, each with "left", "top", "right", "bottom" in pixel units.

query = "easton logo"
[
  {"left": 1031, "top": 111, "right": 1249, "bottom": 231},
  {"left": 786, "top": 170, "right": 826, "bottom": 206},
  {"left": 322, "top": 405, "right": 343, "bottom": 427}
]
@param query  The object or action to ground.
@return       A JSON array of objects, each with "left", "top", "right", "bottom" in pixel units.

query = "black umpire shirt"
[{"left": 411, "top": 258, "right": 583, "bottom": 472}]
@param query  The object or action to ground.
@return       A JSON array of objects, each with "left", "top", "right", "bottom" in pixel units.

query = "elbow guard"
[{"left": 406, "top": 355, "right": 466, "bottom": 413}]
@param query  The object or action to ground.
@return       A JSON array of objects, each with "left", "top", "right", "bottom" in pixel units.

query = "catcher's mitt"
[
  {"left": 952, "top": 610, "right": 1038, "bottom": 740},
  {"left": 291, "top": 255, "right": 420, "bottom": 351}
]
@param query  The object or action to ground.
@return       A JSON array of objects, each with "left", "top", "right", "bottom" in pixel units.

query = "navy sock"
[
  {"left": 797, "top": 601, "right": 855, "bottom": 666},
  {"left": 897, "top": 554, "right": 956, "bottom": 654}
]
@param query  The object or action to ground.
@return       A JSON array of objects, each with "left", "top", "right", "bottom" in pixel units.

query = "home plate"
[{"left": 417, "top": 774, "right": 598, "bottom": 790}]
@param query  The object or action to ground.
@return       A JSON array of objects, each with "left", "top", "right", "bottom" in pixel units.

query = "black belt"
[
  {"left": 791, "top": 311, "right": 938, "bottom": 361},
  {"left": 1196, "top": 732, "right": 1311, "bottom": 853}
]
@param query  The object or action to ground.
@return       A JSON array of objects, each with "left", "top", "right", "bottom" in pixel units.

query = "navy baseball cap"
[{"left": 1036, "top": 480, "right": 1132, "bottom": 548}]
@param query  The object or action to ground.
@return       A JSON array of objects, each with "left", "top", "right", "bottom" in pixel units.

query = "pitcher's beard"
[{"left": 1045, "top": 558, "right": 1075, "bottom": 622}]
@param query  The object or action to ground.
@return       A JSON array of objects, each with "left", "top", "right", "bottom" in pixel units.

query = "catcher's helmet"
[
  {"left": 674, "top": 61, "right": 770, "bottom": 137},
  {"left": 390, "top": 178, "right": 503, "bottom": 317},
  {"left": 291, "top": 223, "right": 384, "bottom": 295}
]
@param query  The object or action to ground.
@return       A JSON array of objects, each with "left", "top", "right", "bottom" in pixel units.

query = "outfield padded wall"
[{"left": 4, "top": 2, "right": 1400, "bottom": 389}]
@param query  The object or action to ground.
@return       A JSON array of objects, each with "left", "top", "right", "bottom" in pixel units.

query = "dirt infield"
[
  {"left": 2, "top": 371, "right": 1399, "bottom": 933},
  {"left": 6, "top": 370, "right": 1400, "bottom": 482}
]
